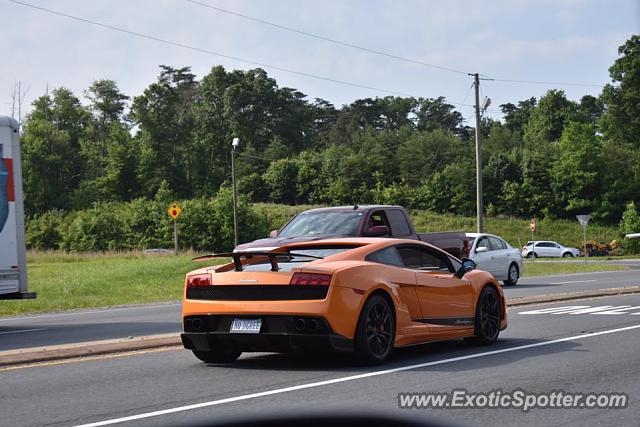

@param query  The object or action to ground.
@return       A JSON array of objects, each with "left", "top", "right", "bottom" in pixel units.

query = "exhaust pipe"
[
  {"left": 294, "top": 318, "right": 306, "bottom": 332},
  {"left": 192, "top": 318, "right": 203, "bottom": 331}
]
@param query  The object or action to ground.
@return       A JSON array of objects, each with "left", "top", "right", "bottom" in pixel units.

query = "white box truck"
[{"left": 0, "top": 116, "right": 34, "bottom": 300}]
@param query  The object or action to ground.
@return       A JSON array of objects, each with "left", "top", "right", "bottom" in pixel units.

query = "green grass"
[
  {"left": 523, "top": 261, "right": 627, "bottom": 276},
  {"left": 0, "top": 251, "right": 225, "bottom": 317},
  {"left": 1, "top": 250, "right": 629, "bottom": 318}
]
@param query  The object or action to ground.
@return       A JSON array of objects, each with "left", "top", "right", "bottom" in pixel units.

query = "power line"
[
  {"left": 184, "top": 0, "right": 470, "bottom": 76},
  {"left": 185, "top": 1, "right": 606, "bottom": 89},
  {"left": 5, "top": 0, "right": 417, "bottom": 98},
  {"left": 489, "top": 77, "right": 603, "bottom": 88}
]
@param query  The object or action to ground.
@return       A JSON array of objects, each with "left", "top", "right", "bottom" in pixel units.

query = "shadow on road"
[{"left": 197, "top": 337, "right": 581, "bottom": 374}]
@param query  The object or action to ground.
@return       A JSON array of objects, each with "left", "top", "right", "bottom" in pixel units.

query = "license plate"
[{"left": 230, "top": 318, "right": 262, "bottom": 334}]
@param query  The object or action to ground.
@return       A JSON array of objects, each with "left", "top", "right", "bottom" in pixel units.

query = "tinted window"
[
  {"left": 387, "top": 209, "right": 412, "bottom": 237},
  {"left": 366, "top": 246, "right": 404, "bottom": 267},
  {"left": 536, "top": 242, "right": 552, "bottom": 248},
  {"left": 242, "top": 246, "right": 358, "bottom": 272},
  {"left": 488, "top": 236, "right": 506, "bottom": 250},
  {"left": 396, "top": 245, "right": 452, "bottom": 272},
  {"left": 449, "top": 256, "right": 462, "bottom": 272},
  {"left": 476, "top": 237, "right": 491, "bottom": 251},
  {"left": 278, "top": 211, "right": 364, "bottom": 237}
]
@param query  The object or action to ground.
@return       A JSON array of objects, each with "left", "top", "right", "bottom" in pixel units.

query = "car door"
[
  {"left": 550, "top": 242, "right": 563, "bottom": 257},
  {"left": 365, "top": 246, "right": 423, "bottom": 322},
  {"left": 396, "top": 244, "right": 474, "bottom": 331},
  {"left": 487, "top": 236, "right": 509, "bottom": 280},
  {"left": 472, "top": 236, "right": 499, "bottom": 277},
  {"left": 536, "top": 242, "right": 552, "bottom": 257}
]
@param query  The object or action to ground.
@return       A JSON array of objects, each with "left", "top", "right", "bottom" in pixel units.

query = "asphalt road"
[
  {"left": 2, "top": 293, "right": 639, "bottom": 427},
  {"left": 1, "top": 268, "right": 639, "bottom": 352}
]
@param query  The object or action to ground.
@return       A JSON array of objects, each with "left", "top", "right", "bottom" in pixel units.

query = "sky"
[{"left": 1, "top": 0, "right": 638, "bottom": 125}]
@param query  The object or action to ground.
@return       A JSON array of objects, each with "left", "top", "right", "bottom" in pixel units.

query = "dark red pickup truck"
[{"left": 235, "top": 205, "right": 469, "bottom": 259}]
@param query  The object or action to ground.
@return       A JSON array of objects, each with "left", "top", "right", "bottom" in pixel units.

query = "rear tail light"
[
  {"left": 187, "top": 274, "right": 212, "bottom": 288},
  {"left": 289, "top": 272, "right": 332, "bottom": 286}
]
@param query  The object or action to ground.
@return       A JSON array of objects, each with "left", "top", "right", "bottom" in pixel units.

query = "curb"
[
  {"left": 2, "top": 286, "right": 639, "bottom": 367},
  {"left": 0, "top": 333, "right": 182, "bottom": 367}
]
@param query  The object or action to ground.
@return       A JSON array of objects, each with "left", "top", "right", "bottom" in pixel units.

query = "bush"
[
  {"left": 26, "top": 210, "right": 69, "bottom": 250},
  {"left": 25, "top": 189, "right": 270, "bottom": 252},
  {"left": 620, "top": 201, "right": 640, "bottom": 254}
]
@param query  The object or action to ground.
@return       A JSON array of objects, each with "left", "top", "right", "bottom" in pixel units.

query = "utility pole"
[
  {"left": 470, "top": 72, "right": 483, "bottom": 233},
  {"left": 231, "top": 138, "right": 240, "bottom": 248}
]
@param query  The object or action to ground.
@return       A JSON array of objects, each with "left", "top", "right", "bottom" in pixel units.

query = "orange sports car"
[{"left": 181, "top": 238, "right": 507, "bottom": 364}]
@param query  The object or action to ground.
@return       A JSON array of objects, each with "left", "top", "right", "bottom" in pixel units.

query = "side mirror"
[
  {"left": 269, "top": 230, "right": 279, "bottom": 238},
  {"left": 364, "top": 225, "right": 388, "bottom": 237},
  {"left": 455, "top": 258, "right": 476, "bottom": 279},
  {"left": 476, "top": 246, "right": 489, "bottom": 253}
]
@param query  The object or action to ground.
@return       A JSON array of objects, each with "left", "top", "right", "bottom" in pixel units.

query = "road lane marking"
[
  {"left": 0, "top": 303, "right": 181, "bottom": 323},
  {"left": 549, "top": 280, "right": 597, "bottom": 285},
  {"left": 520, "top": 305, "right": 640, "bottom": 315},
  {"left": 75, "top": 323, "right": 640, "bottom": 427},
  {"left": 0, "top": 328, "right": 47, "bottom": 335}
]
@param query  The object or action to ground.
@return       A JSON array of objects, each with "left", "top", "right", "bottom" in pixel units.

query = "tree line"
[{"left": 19, "top": 36, "right": 640, "bottom": 227}]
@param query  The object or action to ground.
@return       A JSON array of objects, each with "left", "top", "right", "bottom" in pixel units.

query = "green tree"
[
  {"left": 263, "top": 158, "right": 299, "bottom": 204},
  {"left": 601, "top": 35, "right": 640, "bottom": 146},
  {"left": 619, "top": 202, "right": 640, "bottom": 253},
  {"left": 551, "top": 122, "right": 602, "bottom": 216}
]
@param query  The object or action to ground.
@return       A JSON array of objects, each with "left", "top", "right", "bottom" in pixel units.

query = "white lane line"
[
  {"left": 0, "top": 303, "right": 181, "bottom": 323},
  {"left": 0, "top": 328, "right": 47, "bottom": 335},
  {"left": 548, "top": 280, "right": 597, "bottom": 285},
  {"left": 75, "top": 323, "right": 640, "bottom": 427}
]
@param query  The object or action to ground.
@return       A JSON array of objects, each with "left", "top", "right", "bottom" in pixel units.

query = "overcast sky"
[{"left": 1, "top": 0, "right": 638, "bottom": 124}]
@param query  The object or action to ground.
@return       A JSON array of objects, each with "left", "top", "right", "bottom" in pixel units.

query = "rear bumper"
[
  {"left": 0, "top": 291, "right": 36, "bottom": 300},
  {"left": 181, "top": 315, "right": 353, "bottom": 353}
]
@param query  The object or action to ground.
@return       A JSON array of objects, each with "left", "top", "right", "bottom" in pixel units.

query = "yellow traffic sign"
[{"left": 168, "top": 203, "right": 182, "bottom": 220}]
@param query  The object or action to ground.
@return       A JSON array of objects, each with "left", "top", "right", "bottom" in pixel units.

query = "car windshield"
[{"left": 277, "top": 211, "right": 364, "bottom": 237}]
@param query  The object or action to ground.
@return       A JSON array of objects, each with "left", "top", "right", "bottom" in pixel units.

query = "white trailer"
[{"left": 0, "top": 116, "right": 34, "bottom": 300}]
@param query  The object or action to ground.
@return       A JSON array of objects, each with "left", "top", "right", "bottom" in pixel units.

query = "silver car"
[
  {"left": 466, "top": 233, "right": 525, "bottom": 286},
  {"left": 521, "top": 241, "right": 581, "bottom": 258}
]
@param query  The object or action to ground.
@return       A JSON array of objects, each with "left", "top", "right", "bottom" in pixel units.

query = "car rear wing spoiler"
[{"left": 192, "top": 251, "right": 323, "bottom": 272}]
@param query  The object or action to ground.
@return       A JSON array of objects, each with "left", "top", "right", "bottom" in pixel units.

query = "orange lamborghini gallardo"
[{"left": 181, "top": 238, "right": 507, "bottom": 365}]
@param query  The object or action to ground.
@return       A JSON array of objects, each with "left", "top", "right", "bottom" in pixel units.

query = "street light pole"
[
  {"left": 231, "top": 137, "right": 240, "bottom": 248},
  {"left": 470, "top": 72, "right": 483, "bottom": 233}
]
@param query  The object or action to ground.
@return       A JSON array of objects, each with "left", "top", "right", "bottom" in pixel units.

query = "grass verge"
[
  {"left": 523, "top": 261, "right": 628, "bottom": 276},
  {"left": 0, "top": 252, "right": 629, "bottom": 317},
  {"left": 0, "top": 251, "right": 224, "bottom": 317}
]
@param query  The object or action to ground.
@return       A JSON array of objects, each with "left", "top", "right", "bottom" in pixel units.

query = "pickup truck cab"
[{"left": 235, "top": 205, "right": 469, "bottom": 258}]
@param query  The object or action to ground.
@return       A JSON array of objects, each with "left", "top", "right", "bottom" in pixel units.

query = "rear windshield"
[
  {"left": 278, "top": 211, "right": 364, "bottom": 237},
  {"left": 241, "top": 246, "right": 360, "bottom": 272}
]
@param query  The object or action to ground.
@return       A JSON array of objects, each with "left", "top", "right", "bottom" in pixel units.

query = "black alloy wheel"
[
  {"left": 355, "top": 295, "right": 395, "bottom": 364},
  {"left": 466, "top": 287, "right": 501, "bottom": 345}
]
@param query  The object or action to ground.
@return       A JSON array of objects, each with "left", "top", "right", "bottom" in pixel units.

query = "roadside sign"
[
  {"left": 529, "top": 218, "right": 537, "bottom": 232},
  {"left": 168, "top": 203, "right": 181, "bottom": 220},
  {"left": 576, "top": 214, "right": 592, "bottom": 261},
  {"left": 576, "top": 214, "right": 591, "bottom": 228}
]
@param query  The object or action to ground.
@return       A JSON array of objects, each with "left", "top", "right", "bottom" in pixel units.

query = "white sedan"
[
  {"left": 466, "top": 233, "right": 524, "bottom": 286},
  {"left": 521, "top": 241, "right": 581, "bottom": 258}
]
